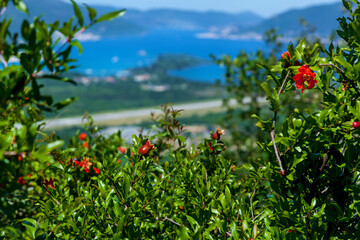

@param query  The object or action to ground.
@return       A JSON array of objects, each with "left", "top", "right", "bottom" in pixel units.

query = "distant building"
[
  {"left": 105, "top": 76, "right": 115, "bottom": 83},
  {"left": 134, "top": 74, "right": 150, "bottom": 82},
  {"left": 141, "top": 84, "right": 170, "bottom": 92}
]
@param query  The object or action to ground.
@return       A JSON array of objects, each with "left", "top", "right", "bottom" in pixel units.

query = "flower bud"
[
  {"left": 139, "top": 141, "right": 155, "bottom": 156},
  {"left": 353, "top": 121, "right": 360, "bottom": 128},
  {"left": 281, "top": 51, "right": 291, "bottom": 59},
  {"left": 212, "top": 128, "right": 225, "bottom": 140}
]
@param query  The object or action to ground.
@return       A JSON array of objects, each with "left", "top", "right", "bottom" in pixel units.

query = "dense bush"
[{"left": 2, "top": 0, "right": 360, "bottom": 239}]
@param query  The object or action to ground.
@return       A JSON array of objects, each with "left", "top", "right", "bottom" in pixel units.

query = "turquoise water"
[{"left": 74, "top": 29, "right": 267, "bottom": 82}]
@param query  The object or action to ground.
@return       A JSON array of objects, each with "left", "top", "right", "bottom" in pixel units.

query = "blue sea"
[{"left": 74, "top": 29, "right": 267, "bottom": 82}]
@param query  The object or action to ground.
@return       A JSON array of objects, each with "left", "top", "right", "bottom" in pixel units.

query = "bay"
[{"left": 74, "top": 29, "right": 267, "bottom": 82}]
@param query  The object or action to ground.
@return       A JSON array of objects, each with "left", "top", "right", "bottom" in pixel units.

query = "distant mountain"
[
  {"left": 7, "top": 0, "right": 145, "bottom": 37},
  {"left": 250, "top": 2, "right": 344, "bottom": 37},
  {"left": 6, "top": 0, "right": 264, "bottom": 38},
  {"left": 6, "top": 0, "right": 342, "bottom": 40},
  {"left": 121, "top": 9, "right": 263, "bottom": 30}
]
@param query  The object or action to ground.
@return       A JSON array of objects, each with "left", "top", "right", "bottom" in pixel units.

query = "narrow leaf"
[
  {"left": 71, "top": 0, "right": 84, "bottom": 26},
  {"left": 95, "top": 9, "right": 126, "bottom": 23}
]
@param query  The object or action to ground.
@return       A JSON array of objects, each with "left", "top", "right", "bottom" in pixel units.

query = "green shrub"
[{"left": 2, "top": 0, "right": 360, "bottom": 239}]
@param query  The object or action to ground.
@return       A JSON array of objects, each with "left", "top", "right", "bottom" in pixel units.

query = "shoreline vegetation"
[{"left": 44, "top": 54, "right": 225, "bottom": 124}]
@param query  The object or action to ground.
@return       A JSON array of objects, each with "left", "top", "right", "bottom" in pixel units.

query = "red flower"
[
  {"left": 69, "top": 158, "right": 80, "bottom": 166},
  {"left": 79, "top": 133, "right": 87, "bottom": 141},
  {"left": 18, "top": 155, "right": 22, "bottom": 161},
  {"left": 119, "top": 146, "right": 126, "bottom": 154},
  {"left": 139, "top": 141, "right": 155, "bottom": 156},
  {"left": 281, "top": 51, "right": 291, "bottom": 59},
  {"left": 42, "top": 178, "right": 55, "bottom": 192},
  {"left": 93, "top": 167, "right": 100, "bottom": 175},
  {"left": 82, "top": 142, "right": 89, "bottom": 148},
  {"left": 208, "top": 143, "right": 214, "bottom": 151},
  {"left": 17, "top": 176, "right": 26, "bottom": 185},
  {"left": 293, "top": 64, "right": 317, "bottom": 93},
  {"left": 79, "top": 157, "right": 92, "bottom": 172}
]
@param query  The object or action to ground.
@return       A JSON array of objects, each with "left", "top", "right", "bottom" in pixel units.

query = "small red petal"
[{"left": 79, "top": 133, "right": 87, "bottom": 141}]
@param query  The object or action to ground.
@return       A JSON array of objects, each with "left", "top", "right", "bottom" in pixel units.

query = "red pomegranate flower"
[
  {"left": 42, "top": 178, "right": 55, "bottom": 192},
  {"left": 79, "top": 133, "right": 87, "bottom": 141},
  {"left": 79, "top": 157, "right": 92, "bottom": 172},
  {"left": 293, "top": 64, "right": 317, "bottom": 93},
  {"left": 281, "top": 51, "right": 291, "bottom": 59},
  {"left": 209, "top": 143, "right": 214, "bottom": 151},
  {"left": 82, "top": 142, "right": 89, "bottom": 148},
  {"left": 119, "top": 146, "right": 126, "bottom": 154},
  {"left": 93, "top": 167, "right": 100, "bottom": 175},
  {"left": 17, "top": 176, "right": 26, "bottom": 185}
]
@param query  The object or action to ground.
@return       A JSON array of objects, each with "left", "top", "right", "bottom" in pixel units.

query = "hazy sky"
[{"left": 76, "top": 0, "right": 340, "bottom": 17}]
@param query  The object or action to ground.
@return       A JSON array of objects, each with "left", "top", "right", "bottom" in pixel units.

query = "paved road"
[{"left": 44, "top": 99, "right": 235, "bottom": 129}]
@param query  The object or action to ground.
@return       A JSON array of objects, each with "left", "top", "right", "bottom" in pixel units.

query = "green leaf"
[
  {"left": 178, "top": 225, "right": 189, "bottom": 239},
  {"left": 67, "top": 219, "right": 79, "bottom": 232},
  {"left": 123, "top": 174, "right": 131, "bottom": 198},
  {"left": 252, "top": 114, "right": 273, "bottom": 132},
  {"left": 71, "top": 0, "right": 84, "bottom": 26},
  {"left": 46, "top": 140, "right": 64, "bottom": 151},
  {"left": 95, "top": 9, "right": 126, "bottom": 23},
  {"left": 21, "top": 20, "right": 30, "bottom": 40},
  {"left": 295, "top": 39, "right": 306, "bottom": 54},
  {"left": 218, "top": 193, "right": 227, "bottom": 209},
  {"left": 53, "top": 97, "right": 78, "bottom": 110},
  {"left": 186, "top": 216, "right": 199, "bottom": 231},
  {"left": 334, "top": 55, "right": 353, "bottom": 76},
  {"left": 19, "top": 218, "right": 37, "bottom": 227},
  {"left": 70, "top": 39, "right": 83, "bottom": 54},
  {"left": 15, "top": 1, "right": 28, "bottom": 13},
  {"left": 176, "top": 135, "right": 187, "bottom": 146},
  {"left": 225, "top": 186, "right": 231, "bottom": 205},
  {"left": 230, "top": 222, "right": 239, "bottom": 240},
  {"left": 21, "top": 221, "right": 36, "bottom": 239},
  {"left": 310, "top": 198, "right": 317, "bottom": 210},
  {"left": 342, "top": 0, "right": 352, "bottom": 12},
  {"left": 85, "top": 5, "right": 97, "bottom": 21},
  {"left": 261, "top": 82, "right": 280, "bottom": 111},
  {"left": 37, "top": 75, "right": 77, "bottom": 85},
  {"left": 261, "top": 82, "right": 272, "bottom": 97}
]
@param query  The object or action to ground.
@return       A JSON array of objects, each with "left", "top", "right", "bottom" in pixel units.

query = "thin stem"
[
  {"left": 142, "top": 198, "right": 152, "bottom": 209},
  {"left": 250, "top": 182, "right": 258, "bottom": 220},
  {"left": 269, "top": 70, "right": 290, "bottom": 172},
  {"left": 163, "top": 216, "right": 181, "bottom": 226},
  {"left": 270, "top": 127, "right": 284, "bottom": 172},
  {"left": 130, "top": 172, "right": 143, "bottom": 192},
  {"left": 108, "top": 176, "right": 127, "bottom": 210},
  {"left": 278, "top": 70, "right": 291, "bottom": 96},
  {"left": 319, "top": 64, "right": 344, "bottom": 74},
  {"left": 319, "top": 152, "right": 329, "bottom": 172}
]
